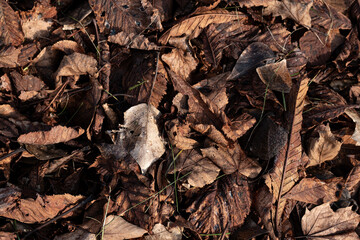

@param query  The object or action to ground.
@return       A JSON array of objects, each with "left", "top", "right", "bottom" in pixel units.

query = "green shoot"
[{"left": 128, "top": 79, "right": 147, "bottom": 91}]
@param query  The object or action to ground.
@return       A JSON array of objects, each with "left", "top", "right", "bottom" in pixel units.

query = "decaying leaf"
[
  {"left": 0, "top": 184, "right": 83, "bottom": 224},
  {"left": 108, "top": 32, "right": 160, "bottom": 50},
  {"left": 0, "top": 46, "right": 20, "bottom": 68},
  {"left": 187, "top": 173, "right": 251, "bottom": 234},
  {"left": 284, "top": 177, "right": 343, "bottom": 204},
  {"left": 264, "top": 75, "right": 309, "bottom": 232},
  {"left": 0, "top": 0, "right": 24, "bottom": 46},
  {"left": 228, "top": 42, "right": 276, "bottom": 80},
  {"left": 264, "top": 0, "right": 313, "bottom": 28},
  {"left": 165, "top": 119, "right": 198, "bottom": 150},
  {"left": 162, "top": 48, "right": 198, "bottom": 80},
  {"left": 54, "top": 229, "right": 96, "bottom": 240},
  {"left": 345, "top": 163, "right": 360, "bottom": 196},
  {"left": 144, "top": 223, "right": 182, "bottom": 240},
  {"left": 302, "top": 203, "right": 360, "bottom": 239},
  {"left": 17, "top": 126, "right": 85, "bottom": 145},
  {"left": 256, "top": 59, "right": 292, "bottom": 93},
  {"left": 114, "top": 103, "right": 165, "bottom": 173},
  {"left": 103, "top": 215, "right": 147, "bottom": 240},
  {"left": 10, "top": 71, "right": 46, "bottom": 93},
  {"left": 159, "top": 9, "right": 246, "bottom": 45},
  {"left": 345, "top": 109, "right": 360, "bottom": 145},
  {"left": 307, "top": 124, "right": 342, "bottom": 167}
]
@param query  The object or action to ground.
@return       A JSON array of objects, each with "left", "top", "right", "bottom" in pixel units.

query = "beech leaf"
[
  {"left": 0, "top": 0, "right": 24, "bottom": 46},
  {"left": 302, "top": 203, "right": 360, "bottom": 239},
  {"left": 103, "top": 215, "right": 147, "bottom": 240}
]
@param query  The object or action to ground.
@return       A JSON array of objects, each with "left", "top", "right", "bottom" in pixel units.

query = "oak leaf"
[{"left": 302, "top": 203, "right": 360, "bottom": 239}]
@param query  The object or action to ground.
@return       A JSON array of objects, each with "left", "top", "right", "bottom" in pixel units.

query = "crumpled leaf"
[
  {"left": 54, "top": 52, "right": 98, "bottom": 86},
  {"left": 17, "top": 126, "right": 85, "bottom": 145},
  {"left": 0, "top": 0, "right": 24, "bottom": 46},
  {"left": 103, "top": 215, "right": 147, "bottom": 240},
  {"left": 228, "top": 42, "right": 276, "bottom": 80},
  {"left": 10, "top": 71, "right": 46, "bottom": 93},
  {"left": 0, "top": 46, "right": 20, "bottom": 68},
  {"left": 345, "top": 163, "right": 360, "bottom": 196},
  {"left": 162, "top": 48, "right": 198, "bottom": 80},
  {"left": 302, "top": 203, "right": 360, "bottom": 239},
  {"left": 159, "top": 9, "right": 246, "bottom": 45},
  {"left": 256, "top": 59, "right": 292, "bottom": 93},
  {"left": 89, "top": 0, "right": 162, "bottom": 34},
  {"left": 145, "top": 223, "right": 182, "bottom": 240},
  {"left": 186, "top": 172, "right": 251, "bottom": 234},
  {"left": 108, "top": 32, "right": 160, "bottom": 50},
  {"left": 264, "top": 0, "right": 313, "bottom": 28},
  {"left": 0, "top": 184, "right": 83, "bottom": 224},
  {"left": 283, "top": 177, "right": 343, "bottom": 204},
  {"left": 307, "top": 124, "right": 343, "bottom": 167},
  {"left": 345, "top": 109, "right": 360, "bottom": 145},
  {"left": 54, "top": 229, "right": 96, "bottom": 240},
  {"left": 115, "top": 103, "right": 165, "bottom": 173},
  {"left": 165, "top": 119, "right": 198, "bottom": 150}
]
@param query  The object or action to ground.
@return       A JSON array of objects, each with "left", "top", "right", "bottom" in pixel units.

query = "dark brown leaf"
[
  {"left": 17, "top": 126, "right": 85, "bottom": 145},
  {"left": 108, "top": 32, "right": 160, "bottom": 50},
  {"left": 186, "top": 173, "right": 251, "bottom": 234},
  {"left": 0, "top": 46, "right": 20, "bottom": 68},
  {"left": 345, "top": 163, "right": 360, "bottom": 196},
  {"left": 0, "top": 0, "right": 24, "bottom": 46},
  {"left": 10, "top": 71, "right": 46, "bottom": 93}
]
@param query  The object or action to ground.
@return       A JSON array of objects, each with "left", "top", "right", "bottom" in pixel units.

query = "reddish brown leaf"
[
  {"left": 0, "top": 46, "right": 20, "bottom": 68},
  {"left": 283, "top": 177, "right": 343, "bottom": 204},
  {"left": 186, "top": 173, "right": 251, "bottom": 234},
  {"left": 17, "top": 126, "right": 85, "bottom": 145},
  {"left": 0, "top": 0, "right": 24, "bottom": 46},
  {"left": 162, "top": 48, "right": 198, "bottom": 80},
  {"left": 165, "top": 119, "right": 198, "bottom": 150},
  {"left": 302, "top": 203, "right": 360, "bottom": 239},
  {"left": 0, "top": 184, "right": 83, "bottom": 224},
  {"left": 52, "top": 40, "right": 85, "bottom": 54},
  {"left": 10, "top": 71, "right": 46, "bottom": 93},
  {"left": 108, "top": 32, "right": 160, "bottom": 50},
  {"left": 345, "top": 163, "right": 360, "bottom": 196}
]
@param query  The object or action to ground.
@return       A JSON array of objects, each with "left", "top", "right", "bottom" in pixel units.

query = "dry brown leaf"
[
  {"left": 54, "top": 52, "right": 98, "bottom": 86},
  {"left": 89, "top": 0, "right": 162, "bottom": 34},
  {"left": 103, "top": 215, "right": 147, "bottom": 240},
  {"left": 0, "top": 73, "right": 12, "bottom": 92},
  {"left": 0, "top": 104, "right": 26, "bottom": 120},
  {"left": 54, "top": 229, "right": 96, "bottom": 240},
  {"left": 283, "top": 177, "right": 343, "bottom": 204},
  {"left": 222, "top": 113, "right": 256, "bottom": 140},
  {"left": 108, "top": 32, "right": 160, "bottom": 50},
  {"left": 145, "top": 223, "right": 182, "bottom": 240},
  {"left": 0, "top": 0, "right": 24, "bottom": 46},
  {"left": 228, "top": 42, "right": 276, "bottom": 80},
  {"left": 113, "top": 103, "right": 165, "bottom": 173},
  {"left": 10, "top": 71, "right": 46, "bottom": 93},
  {"left": 159, "top": 9, "right": 246, "bottom": 45},
  {"left": 52, "top": 40, "right": 85, "bottom": 54},
  {"left": 0, "top": 46, "right": 20, "bottom": 68},
  {"left": 264, "top": 75, "right": 309, "bottom": 232},
  {"left": 345, "top": 163, "right": 360, "bottom": 196},
  {"left": 345, "top": 109, "right": 360, "bottom": 145},
  {"left": 20, "top": 0, "right": 56, "bottom": 40},
  {"left": 256, "top": 59, "right": 292, "bottom": 93},
  {"left": 33, "top": 46, "right": 61, "bottom": 82},
  {"left": 161, "top": 48, "right": 198, "bottom": 80},
  {"left": 334, "top": 29, "right": 360, "bottom": 72},
  {"left": 307, "top": 124, "right": 342, "bottom": 167},
  {"left": 0, "top": 184, "right": 83, "bottom": 224},
  {"left": 264, "top": 0, "right": 313, "bottom": 28},
  {"left": 186, "top": 173, "right": 251, "bottom": 234},
  {"left": 17, "top": 125, "right": 85, "bottom": 145},
  {"left": 0, "top": 232, "right": 17, "bottom": 240},
  {"left": 165, "top": 119, "right": 198, "bottom": 150},
  {"left": 302, "top": 203, "right": 360, "bottom": 239}
]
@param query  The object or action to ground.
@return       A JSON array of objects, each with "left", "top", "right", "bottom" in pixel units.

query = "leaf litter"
[{"left": 0, "top": 0, "right": 359, "bottom": 239}]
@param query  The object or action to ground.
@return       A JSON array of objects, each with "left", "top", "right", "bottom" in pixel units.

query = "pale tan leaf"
[
  {"left": 222, "top": 113, "right": 256, "bottom": 141},
  {"left": 161, "top": 48, "right": 198, "bottom": 80},
  {"left": 0, "top": 232, "right": 17, "bottom": 240},
  {"left": 52, "top": 40, "right": 85, "bottom": 54},
  {"left": 115, "top": 103, "right": 165, "bottom": 173},
  {"left": 0, "top": 104, "right": 26, "bottom": 120},
  {"left": 256, "top": 59, "right": 292, "bottom": 93},
  {"left": 54, "top": 229, "right": 96, "bottom": 240},
  {"left": 0, "top": 46, "right": 20, "bottom": 68},
  {"left": 0, "top": 0, "right": 24, "bottom": 46},
  {"left": 103, "top": 215, "right": 147, "bottom": 240},
  {"left": 144, "top": 223, "right": 182, "bottom": 240},
  {"left": 283, "top": 177, "right": 342, "bottom": 204},
  {"left": 0, "top": 184, "right": 83, "bottom": 224},
  {"left": 307, "top": 124, "right": 342, "bottom": 167},
  {"left": 345, "top": 109, "right": 360, "bottom": 145},
  {"left": 17, "top": 126, "right": 85, "bottom": 145},
  {"left": 264, "top": 0, "right": 313, "bottom": 28},
  {"left": 108, "top": 32, "right": 160, "bottom": 50},
  {"left": 159, "top": 9, "right": 246, "bottom": 45},
  {"left": 302, "top": 203, "right": 360, "bottom": 239}
]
